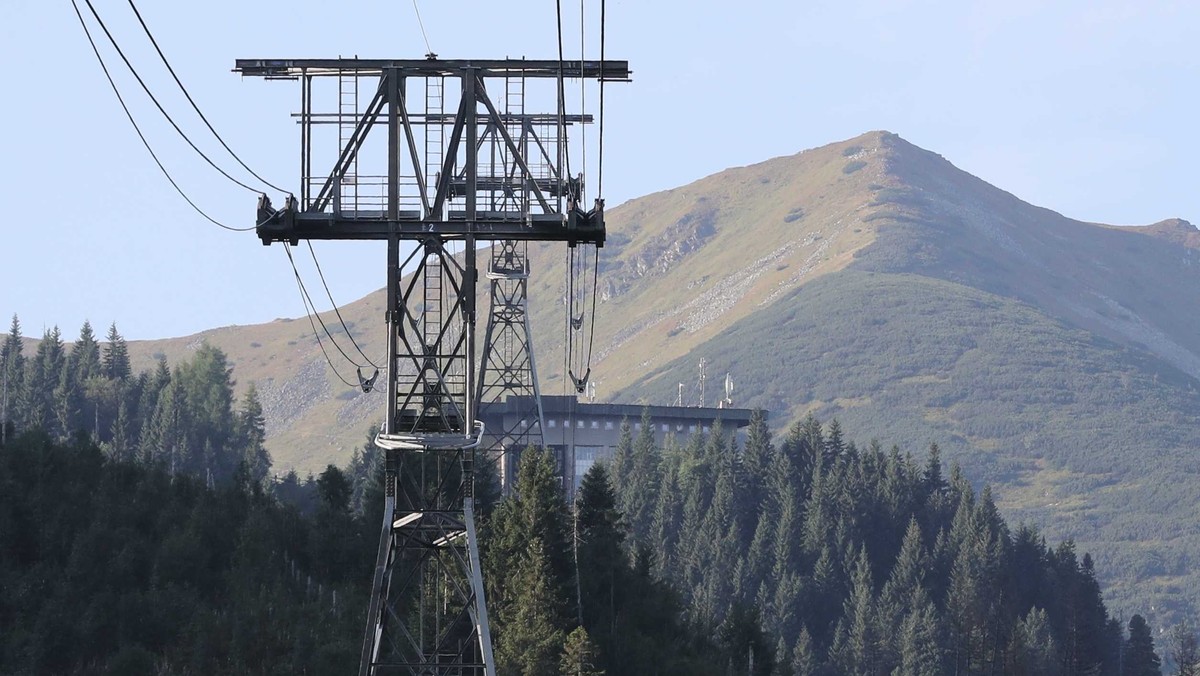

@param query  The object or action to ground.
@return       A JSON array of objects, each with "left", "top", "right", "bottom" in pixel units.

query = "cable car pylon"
[{"left": 234, "top": 56, "right": 630, "bottom": 675}]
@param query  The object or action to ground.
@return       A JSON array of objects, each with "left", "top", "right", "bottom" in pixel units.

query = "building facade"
[{"left": 481, "top": 395, "right": 761, "bottom": 495}]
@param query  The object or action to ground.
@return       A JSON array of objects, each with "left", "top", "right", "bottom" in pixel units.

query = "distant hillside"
[{"left": 82, "top": 130, "right": 1200, "bottom": 622}]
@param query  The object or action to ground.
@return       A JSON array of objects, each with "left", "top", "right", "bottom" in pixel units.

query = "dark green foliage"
[
  {"left": 2, "top": 312, "right": 1141, "bottom": 674},
  {"left": 0, "top": 432, "right": 369, "bottom": 674},
  {"left": 495, "top": 538, "right": 565, "bottom": 676},
  {"left": 611, "top": 411, "right": 660, "bottom": 547},
  {"left": 1008, "top": 607, "right": 1057, "bottom": 676},
  {"left": 1, "top": 315, "right": 23, "bottom": 443},
  {"left": 2, "top": 317, "right": 271, "bottom": 488},
  {"left": 488, "top": 448, "right": 722, "bottom": 675},
  {"left": 561, "top": 626, "right": 605, "bottom": 676},
  {"left": 614, "top": 269, "right": 1200, "bottom": 618},
  {"left": 575, "top": 463, "right": 625, "bottom": 665},
  {"left": 488, "top": 446, "right": 574, "bottom": 629},
  {"left": 614, "top": 415, "right": 1131, "bottom": 675},
  {"left": 235, "top": 383, "right": 271, "bottom": 485},
  {"left": 104, "top": 321, "right": 131, "bottom": 381},
  {"left": 1125, "top": 614, "right": 1161, "bottom": 676}
]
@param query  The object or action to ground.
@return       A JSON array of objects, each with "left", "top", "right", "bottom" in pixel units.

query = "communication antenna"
[
  {"left": 677, "top": 382, "right": 684, "bottom": 407},
  {"left": 720, "top": 372, "right": 734, "bottom": 408},
  {"left": 698, "top": 358, "right": 708, "bottom": 408}
]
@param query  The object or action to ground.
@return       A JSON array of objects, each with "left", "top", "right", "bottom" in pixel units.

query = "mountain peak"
[{"left": 1140, "top": 217, "right": 1200, "bottom": 248}]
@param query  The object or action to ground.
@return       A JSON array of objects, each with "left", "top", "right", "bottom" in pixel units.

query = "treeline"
[
  {"left": 607, "top": 412, "right": 1165, "bottom": 675},
  {"left": 485, "top": 446, "right": 715, "bottom": 675},
  {"left": 486, "top": 412, "right": 1167, "bottom": 676},
  {"left": 1, "top": 315, "right": 271, "bottom": 485},
  {"left": 0, "top": 310, "right": 1174, "bottom": 675},
  {"left": 0, "top": 431, "right": 371, "bottom": 674}
]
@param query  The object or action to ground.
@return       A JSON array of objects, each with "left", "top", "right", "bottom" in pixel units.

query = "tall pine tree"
[{"left": 1124, "top": 614, "right": 1161, "bottom": 676}]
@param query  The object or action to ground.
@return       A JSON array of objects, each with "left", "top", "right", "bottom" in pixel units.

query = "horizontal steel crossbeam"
[
  {"left": 255, "top": 209, "right": 606, "bottom": 244},
  {"left": 234, "top": 58, "right": 630, "bottom": 80}
]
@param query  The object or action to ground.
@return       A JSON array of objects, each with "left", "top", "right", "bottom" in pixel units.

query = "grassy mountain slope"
[
  {"left": 613, "top": 269, "right": 1200, "bottom": 618},
  {"left": 525, "top": 134, "right": 889, "bottom": 395},
  {"left": 98, "top": 130, "right": 1200, "bottom": 620},
  {"left": 596, "top": 131, "right": 1200, "bottom": 619},
  {"left": 853, "top": 134, "right": 1200, "bottom": 381},
  {"left": 122, "top": 296, "right": 390, "bottom": 473}
]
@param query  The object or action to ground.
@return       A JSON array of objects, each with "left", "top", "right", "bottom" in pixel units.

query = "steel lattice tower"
[
  {"left": 475, "top": 74, "right": 547, "bottom": 462},
  {"left": 477, "top": 239, "right": 546, "bottom": 456},
  {"left": 235, "top": 57, "right": 628, "bottom": 676}
]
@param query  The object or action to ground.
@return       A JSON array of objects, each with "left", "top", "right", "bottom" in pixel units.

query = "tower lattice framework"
[{"left": 235, "top": 57, "right": 629, "bottom": 676}]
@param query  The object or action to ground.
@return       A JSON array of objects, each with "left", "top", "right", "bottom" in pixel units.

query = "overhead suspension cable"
[
  {"left": 588, "top": 0, "right": 607, "bottom": 366},
  {"left": 578, "top": 0, "right": 586, "bottom": 200},
  {"left": 555, "top": 0, "right": 572, "bottom": 182},
  {"left": 283, "top": 244, "right": 374, "bottom": 372},
  {"left": 123, "top": 0, "right": 287, "bottom": 194},
  {"left": 282, "top": 245, "right": 358, "bottom": 389},
  {"left": 70, "top": 0, "right": 254, "bottom": 233},
  {"left": 585, "top": 245, "right": 600, "bottom": 371},
  {"left": 411, "top": 0, "right": 434, "bottom": 56},
  {"left": 81, "top": 0, "right": 266, "bottom": 195},
  {"left": 598, "top": 0, "right": 606, "bottom": 197},
  {"left": 305, "top": 241, "right": 379, "bottom": 368}
]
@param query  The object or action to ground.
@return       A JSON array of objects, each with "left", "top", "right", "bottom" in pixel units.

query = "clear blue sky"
[{"left": 2, "top": 0, "right": 1197, "bottom": 340}]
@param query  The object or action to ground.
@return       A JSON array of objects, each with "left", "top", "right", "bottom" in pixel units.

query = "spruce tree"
[
  {"left": 624, "top": 408, "right": 661, "bottom": 542},
  {"left": 922, "top": 443, "right": 946, "bottom": 498},
  {"left": 610, "top": 418, "right": 633, "bottom": 494},
  {"left": 824, "top": 419, "right": 845, "bottom": 460},
  {"left": 235, "top": 383, "right": 271, "bottom": 485},
  {"left": 650, "top": 455, "right": 682, "bottom": 577},
  {"left": 110, "top": 398, "right": 132, "bottom": 461},
  {"left": 1008, "top": 607, "right": 1057, "bottom": 676},
  {"left": 945, "top": 535, "right": 985, "bottom": 673},
  {"left": 26, "top": 327, "right": 65, "bottom": 435},
  {"left": 833, "top": 547, "right": 879, "bottom": 675},
  {"left": 895, "top": 586, "right": 942, "bottom": 676},
  {"left": 71, "top": 321, "right": 103, "bottom": 439},
  {"left": 560, "top": 626, "right": 605, "bottom": 676},
  {"left": 103, "top": 322, "right": 131, "bottom": 381},
  {"left": 791, "top": 626, "right": 817, "bottom": 676},
  {"left": 487, "top": 445, "right": 573, "bottom": 633},
  {"left": 800, "top": 447, "right": 831, "bottom": 558},
  {"left": 1124, "top": 614, "right": 1161, "bottom": 676},
  {"left": 575, "top": 463, "right": 625, "bottom": 668},
  {"left": 1, "top": 314, "right": 24, "bottom": 442},
  {"left": 741, "top": 409, "right": 773, "bottom": 521},
  {"left": 495, "top": 538, "right": 564, "bottom": 676},
  {"left": 71, "top": 321, "right": 102, "bottom": 384},
  {"left": 881, "top": 518, "right": 927, "bottom": 666}
]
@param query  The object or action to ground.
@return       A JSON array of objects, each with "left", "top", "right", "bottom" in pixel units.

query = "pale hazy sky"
[{"left": 2, "top": 0, "right": 1197, "bottom": 340}]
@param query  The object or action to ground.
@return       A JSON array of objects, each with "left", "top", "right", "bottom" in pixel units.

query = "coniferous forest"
[{"left": 0, "top": 315, "right": 1182, "bottom": 674}]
